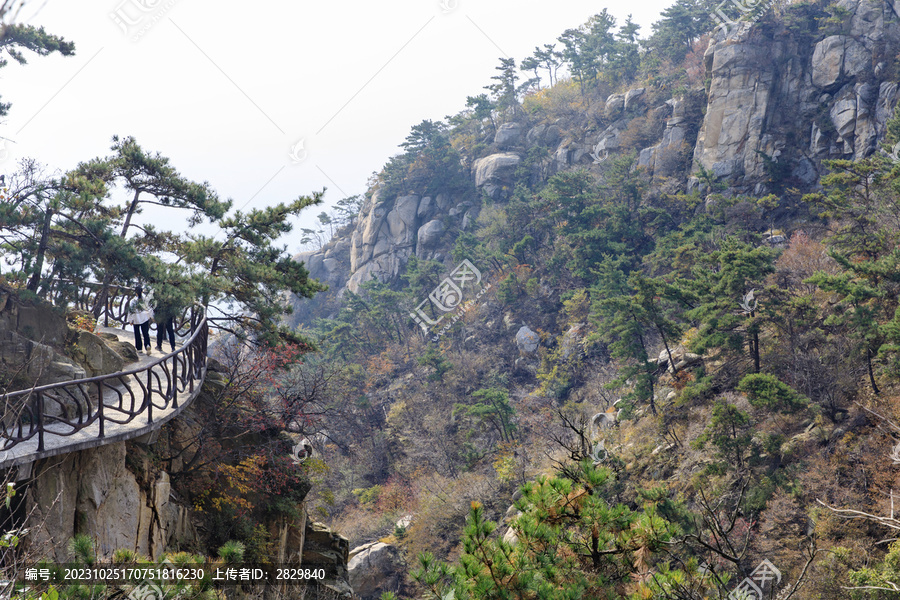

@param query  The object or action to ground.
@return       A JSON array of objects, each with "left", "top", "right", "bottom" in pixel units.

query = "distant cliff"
[{"left": 292, "top": 0, "right": 900, "bottom": 323}]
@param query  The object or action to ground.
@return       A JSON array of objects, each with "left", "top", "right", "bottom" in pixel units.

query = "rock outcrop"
[
  {"left": 516, "top": 325, "right": 540, "bottom": 355},
  {"left": 25, "top": 441, "right": 196, "bottom": 561},
  {"left": 291, "top": 0, "right": 900, "bottom": 320},
  {"left": 348, "top": 540, "right": 403, "bottom": 599},
  {"left": 302, "top": 519, "right": 354, "bottom": 597},
  {"left": 692, "top": 1, "right": 900, "bottom": 191},
  {"left": 474, "top": 153, "right": 521, "bottom": 199}
]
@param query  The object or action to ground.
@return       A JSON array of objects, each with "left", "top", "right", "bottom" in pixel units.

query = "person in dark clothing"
[
  {"left": 155, "top": 299, "right": 176, "bottom": 353},
  {"left": 126, "top": 284, "right": 153, "bottom": 355},
  {"left": 152, "top": 281, "right": 185, "bottom": 353}
]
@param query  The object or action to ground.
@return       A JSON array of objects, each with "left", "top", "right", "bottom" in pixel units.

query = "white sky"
[{"left": 1, "top": 0, "right": 674, "bottom": 249}]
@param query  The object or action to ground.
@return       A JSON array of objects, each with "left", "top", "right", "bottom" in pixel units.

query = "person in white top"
[{"left": 125, "top": 284, "right": 154, "bottom": 355}]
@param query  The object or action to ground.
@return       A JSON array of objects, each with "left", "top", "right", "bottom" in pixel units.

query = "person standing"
[
  {"left": 126, "top": 284, "right": 154, "bottom": 355},
  {"left": 154, "top": 295, "right": 177, "bottom": 353}
]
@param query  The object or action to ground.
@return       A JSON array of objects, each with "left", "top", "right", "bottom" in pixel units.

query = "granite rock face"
[
  {"left": 692, "top": 1, "right": 900, "bottom": 190},
  {"left": 348, "top": 540, "right": 403, "bottom": 599},
  {"left": 0, "top": 287, "right": 84, "bottom": 388},
  {"left": 25, "top": 442, "right": 196, "bottom": 561},
  {"left": 292, "top": 0, "right": 900, "bottom": 316}
]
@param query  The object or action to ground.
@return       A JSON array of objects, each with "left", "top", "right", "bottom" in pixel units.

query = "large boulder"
[
  {"left": 386, "top": 195, "right": 420, "bottom": 245},
  {"left": 72, "top": 330, "right": 126, "bottom": 376},
  {"left": 605, "top": 93, "right": 625, "bottom": 118},
  {"left": 494, "top": 122, "right": 523, "bottom": 149},
  {"left": 560, "top": 323, "right": 587, "bottom": 360},
  {"left": 0, "top": 287, "right": 68, "bottom": 348},
  {"left": 95, "top": 331, "right": 139, "bottom": 362},
  {"left": 416, "top": 220, "right": 445, "bottom": 250},
  {"left": 624, "top": 87, "right": 646, "bottom": 112},
  {"left": 473, "top": 153, "right": 521, "bottom": 199},
  {"left": 656, "top": 346, "right": 702, "bottom": 372},
  {"left": 516, "top": 325, "right": 540, "bottom": 354},
  {"left": 348, "top": 541, "right": 403, "bottom": 599},
  {"left": 811, "top": 35, "right": 869, "bottom": 89},
  {"left": 0, "top": 288, "right": 87, "bottom": 390}
]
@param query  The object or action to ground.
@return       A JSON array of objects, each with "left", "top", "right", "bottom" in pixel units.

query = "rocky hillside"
[
  {"left": 295, "top": 0, "right": 900, "bottom": 308},
  {"left": 286, "top": 2, "right": 900, "bottom": 599}
]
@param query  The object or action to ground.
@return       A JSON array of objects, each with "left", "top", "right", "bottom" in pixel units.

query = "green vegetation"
[
  {"left": 289, "top": 5, "right": 900, "bottom": 598},
  {"left": 1, "top": 137, "right": 325, "bottom": 347},
  {"left": 9, "top": 1, "right": 900, "bottom": 599}
]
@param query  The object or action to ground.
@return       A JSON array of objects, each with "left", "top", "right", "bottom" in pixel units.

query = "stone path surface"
[{"left": 0, "top": 323, "right": 205, "bottom": 472}]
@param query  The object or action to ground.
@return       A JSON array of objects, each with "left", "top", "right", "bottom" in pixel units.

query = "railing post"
[
  {"left": 172, "top": 355, "right": 179, "bottom": 409},
  {"left": 188, "top": 349, "right": 194, "bottom": 394},
  {"left": 98, "top": 382, "right": 105, "bottom": 438},
  {"left": 36, "top": 393, "right": 44, "bottom": 452},
  {"left": 146, "top": 368, "right": 153, "bottom": 424}
]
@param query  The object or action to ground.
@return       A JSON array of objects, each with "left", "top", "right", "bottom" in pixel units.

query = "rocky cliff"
[
  {"left": 291, "top": 0, "right": 900, "bottom": 313},
  {"left": 692, "top": 0, "right": 900, "bottom": 191},
  {"left": 0, "top": 288, "right": 353, "bottom": 597}
]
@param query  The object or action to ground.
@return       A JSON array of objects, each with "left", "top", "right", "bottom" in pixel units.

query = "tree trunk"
[
  {"left": 868, "top": 346, "right": 881, "bottom": 395},
  {"left": 27, "top": 207, "right": 53, "bottom": 293},
  {"left": 752, "top": 331, "right": 760, "bottom": 374},
  {"left": 120, "top": 189, "right": 142, "bottom": 238},
  {"left": 656, "top": 323, "right": 676, "bottom": 373}
]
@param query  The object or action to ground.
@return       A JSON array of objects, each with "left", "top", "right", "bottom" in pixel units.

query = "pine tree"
[{"left": 677, "top": 237, "right": 776, "bottom": 373}]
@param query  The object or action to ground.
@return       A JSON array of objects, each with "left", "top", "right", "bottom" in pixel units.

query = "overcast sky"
[{"left": 1, "top": 0, "right": 674, "bottom": 248}]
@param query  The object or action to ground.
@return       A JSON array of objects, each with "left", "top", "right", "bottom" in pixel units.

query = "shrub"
[
  {"left": 217, "top": 540, "right": 246, "bottom": 563},
  {"left": 737, "top": 373, "right": 808, "bottom": 413},
  {"left": 353, "top": 485, "right": 383, "bottom": 508}
]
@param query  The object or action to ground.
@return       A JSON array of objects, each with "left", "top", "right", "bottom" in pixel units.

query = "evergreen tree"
[
  {"left": 558, "top": 10, "right": 617, "bottom": 95},
  {"left": 0, "top": 20, "right": 75, "bottom": 116},
  {"left": 76, "top": 135, "right": 231, "bottom": 242},
  {"left": 645, "top": 0, "right": 715, "bottom": 64},
  {"left": 187, "top": 195, "right": 328, "bottom": 347},
  {"left": 676, "top": 238, "right": 776, "bottom": 373},
  {"left": 520, "top": 44, "right": 561, "bottom": 88},
  {"left": 413, "top": 460, "right": 680, "bottom": 599},
  {"left": 485, "top": 57, "right": 531, "bottom": 117}
]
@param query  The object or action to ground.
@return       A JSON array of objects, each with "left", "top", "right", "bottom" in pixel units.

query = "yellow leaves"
[
  {"left": 193, "top": 455, "right": 264, "bottom": 514},
  {"left": 493, "top": 442, "right": 521, "bottom": 484}
]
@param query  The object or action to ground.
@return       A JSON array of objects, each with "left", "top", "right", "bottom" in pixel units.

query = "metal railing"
[
  {"left": 42, "top": 280, "right": 193, "bottom": 336},
  {"left": 0, "top": 285, "right": 208, "bottom": 457}
]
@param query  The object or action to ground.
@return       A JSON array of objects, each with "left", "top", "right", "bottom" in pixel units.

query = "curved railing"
[
  {"left": 0, "top": 285, "right": 208, "bottom": 467},
  {"left": 42, "top": 280, "right": 193, "bottom": 336}
]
